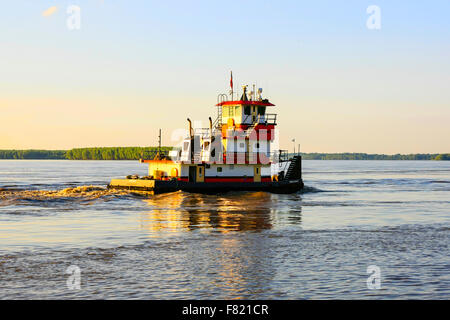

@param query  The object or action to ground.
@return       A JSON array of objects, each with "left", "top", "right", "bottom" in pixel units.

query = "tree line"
[
  {"left": 65, "top": 147, "right": 173, "bottom": 160},
  {"left": 434, "top": 154, "right": 450, "bottom": 161},
  {"left": 299, "top": 153, "right": 449, "bottom": 160},
  {"left": 0, "top": 149, "right": 449, "bottom": 160},
  {"left": 0, "top": 149, "right": 66, "bottom": 159},
  {"left": 0, "top": 147, "right": 172, "bottom": 160}
]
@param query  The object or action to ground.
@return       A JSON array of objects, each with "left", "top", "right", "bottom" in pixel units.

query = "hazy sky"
[{"left": 1, "top": 0, "right": 449, "bottom": 153}]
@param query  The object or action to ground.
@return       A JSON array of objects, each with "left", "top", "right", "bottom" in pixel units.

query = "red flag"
[{"left": 230, "top": 71, "right": 233, "bottom": 90}]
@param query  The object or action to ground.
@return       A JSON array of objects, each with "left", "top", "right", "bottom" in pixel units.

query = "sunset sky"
[{"left": 1, "top": 0, "right": 449, "bottom": 153}]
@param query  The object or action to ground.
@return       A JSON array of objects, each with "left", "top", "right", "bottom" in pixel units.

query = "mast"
[
  {"left": 158, "top": 128, "right": 161, "bottom": 155},
  {"left": 230, "top": 71, "right": 234, "bottom": 101}
]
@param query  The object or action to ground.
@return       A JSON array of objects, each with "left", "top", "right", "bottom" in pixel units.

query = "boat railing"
[
  {"left": 140, "top": 149, "right": 171, "bottom": 161},
  {"left": 217, "top": 93, "right": 228, "bottom": 104},
  {"left": 271, "top": 150, "right": 289, "bottom": 163},
  {"left": 193, "top": 127, "right": 211, "bottom": 138},
  {"left": 264, "top": 113, "right": 277, "bottom": 125},
  {"left": 217, "top": 151, "right": 289, "bottom": 164},
  {"left": 212, "top": 112, "right": 222, "bottom": 130}
]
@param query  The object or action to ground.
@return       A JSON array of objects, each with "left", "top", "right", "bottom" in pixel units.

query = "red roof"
[{"left": 215, "top": 100, "right": 275, "bottom": 107}]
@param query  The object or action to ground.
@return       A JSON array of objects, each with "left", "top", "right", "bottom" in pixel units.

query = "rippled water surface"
[{"left": 0, "top": 160, "right": 449, "bottom": 299}]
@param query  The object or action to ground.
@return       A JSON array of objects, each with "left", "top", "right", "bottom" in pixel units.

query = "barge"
[{"left": 108, "top": 75, "right": 304, "bottom": 194}]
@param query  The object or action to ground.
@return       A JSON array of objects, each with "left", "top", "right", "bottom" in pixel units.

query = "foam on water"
[{"left": 0, "top": 185, "right": 131, "bottom": 207}]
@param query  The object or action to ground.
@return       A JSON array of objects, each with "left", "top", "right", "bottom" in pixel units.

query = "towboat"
[{"left": 108, "top": 77, "right": 303, "bottom": 194}]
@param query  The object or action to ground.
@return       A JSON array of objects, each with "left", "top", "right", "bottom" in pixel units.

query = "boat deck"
[{"left": 108, "top": 178, "right": 303, "bottom": 194}]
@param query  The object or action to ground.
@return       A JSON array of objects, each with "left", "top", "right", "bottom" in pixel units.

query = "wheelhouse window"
[
  {"left": 217, "top": 167, "right": 222, "bottom": 172},
  {"left": 228, "top": 106, "right": 234, "bottom": 117},
  {"left": 257, "top": 106, "right": 266, "bottom": 115},
  {"left": 244, "top": 105, "right": 251, "bottom": 115}
]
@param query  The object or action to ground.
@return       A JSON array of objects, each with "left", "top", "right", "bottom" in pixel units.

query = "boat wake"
[
  {"left": 0, "top": 184, "right": 323, "bottom": 209},
  {"left": 300, "top": 185, "right": 325, "bottom": 193},
  {"left": 0, "top": 185, "right": 130, "bottom": 205}
]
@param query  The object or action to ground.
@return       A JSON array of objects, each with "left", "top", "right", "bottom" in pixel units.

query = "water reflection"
[
  {"left": 139, "top": 191, "right": 303, "bottom": 235},
  {"left": 213, "top": 235, "right": 278, "bottom": 299},
  {"left": 139, "top": 191, "right": 302, "bottom": 298}
]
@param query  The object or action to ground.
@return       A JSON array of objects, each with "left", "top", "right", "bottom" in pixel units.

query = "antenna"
[
  {"left": 292, "top": 138, "right": 296, "bottom": 156},
  {"left": 249, "top": 90, "right": 254, "bottom": 101},
  {"left": 158, "top": 129, "right": 161, "bottom": 152},
  {"left": 257, "top": 88, "right": 263, "bottom": 101}
]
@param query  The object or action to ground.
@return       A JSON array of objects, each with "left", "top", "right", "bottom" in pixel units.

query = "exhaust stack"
[
  {"left": 209, "top": 117, "right": 212, "bottom": 137},
  {"left": 187, "top": 118, "right": 193, "bottom": 138}
]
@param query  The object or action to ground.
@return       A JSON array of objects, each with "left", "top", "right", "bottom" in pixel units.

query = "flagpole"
[
  {"left": 230, "top": 71, "right": 234, "bottom": 101},
  {"left": 292, "top": 138, "right": 296, "bottom": 155}
]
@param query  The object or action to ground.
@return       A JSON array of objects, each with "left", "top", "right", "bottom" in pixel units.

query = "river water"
[{"left": 0, "top": 160, "right": 449, "bottom": 299}]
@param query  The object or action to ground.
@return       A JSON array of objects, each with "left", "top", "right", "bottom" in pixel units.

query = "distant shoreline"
[{"left": 0, "top": 148, "right": 449, "bottom": 161}]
